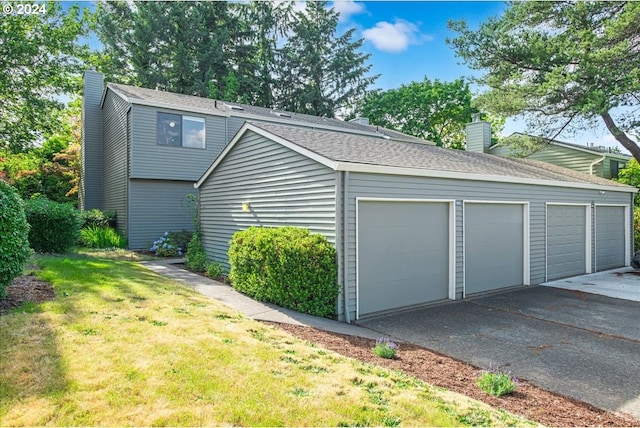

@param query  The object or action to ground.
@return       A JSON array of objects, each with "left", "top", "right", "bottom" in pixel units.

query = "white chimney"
[{"left": 465, "top": 119, "right": 491, "bottom": 153}]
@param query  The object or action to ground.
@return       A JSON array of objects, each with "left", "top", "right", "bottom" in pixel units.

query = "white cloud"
[
  {"left": 362, "top": 19, "right": 431, "bottom": 53},
  {"left": 331, "top": 0, "right": 365, "bottom": 23}
]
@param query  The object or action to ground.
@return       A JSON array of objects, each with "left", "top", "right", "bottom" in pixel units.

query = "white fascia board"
[
  {"left": 334, "top": 162, "right": 638, "bottom": 194},
  {"left": 194, "top": 123, "right": 337, "bottom": 188}
]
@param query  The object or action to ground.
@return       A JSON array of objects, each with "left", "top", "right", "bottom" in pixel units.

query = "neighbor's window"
[{"left": 157, "top": 112, "right": 205, "bottom": 149}]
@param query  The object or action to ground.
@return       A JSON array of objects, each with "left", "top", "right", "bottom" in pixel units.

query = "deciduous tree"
[
  {"left": 357, "top": 78, "right": 481, "bottom": 149},
  {"left": 0, "top": 2, "right": 89, "bottom": 152}
]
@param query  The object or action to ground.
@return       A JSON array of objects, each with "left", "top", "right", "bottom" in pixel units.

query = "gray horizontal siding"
[
  {"left": 527, "top": 145, "right": 600, "bottom": 176},
  {"left": 128, "top": 179, "right": 197, "bottom": 249},
  {"left": 199, "top": 130, "right": 336, "bottom": 269},
  {"left": 129, "top": 105, "right": 227, "bottom": 181},
  {"left": 494, "top": 143, "right": 602, "bottom": 176},
  {"left": 227, "top": 117, "right": 246, "bottom": 142},
  {"left": 343, "top": 172, "right": 631, "bottom": 320},
  {"left": 81, "top": 71, "right": 104, "bottom": 210},
  {"left": 102, "top": 91, "right": 129, "bottom": 236}
]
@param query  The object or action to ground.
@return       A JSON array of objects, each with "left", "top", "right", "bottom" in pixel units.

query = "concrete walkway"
[
  {"left": 542, "top": 267, "right": 640, "bottom": 302},
  {"left": 139, "top": 259, "right": 381, "bottom": 340}
]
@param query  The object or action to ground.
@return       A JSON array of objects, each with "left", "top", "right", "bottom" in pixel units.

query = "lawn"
[{"left": 0, "top": 252, "right": 532, "bottom": 426}]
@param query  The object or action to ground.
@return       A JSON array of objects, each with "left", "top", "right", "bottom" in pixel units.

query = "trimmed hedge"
[
  {"left": 228, "top": 226, "right": 339, "bottom": 318},
  {"left": 25, "top": 196, "right": 80, "bottom": 253},
  {"left": 0, "top": 181, "right": 31, "bottom": 298}
]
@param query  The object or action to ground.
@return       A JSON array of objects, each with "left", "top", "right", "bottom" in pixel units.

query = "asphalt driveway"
[{"left": 358, "top": 286, "right": 640, "bottom": 420}]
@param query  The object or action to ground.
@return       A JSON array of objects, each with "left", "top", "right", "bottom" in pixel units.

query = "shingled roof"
[
  {"left": 197, "top": 121, "right": 634, "bottom": 192},
  {"left": 106, "top": 83, "right": 430, "bottom": 145}
]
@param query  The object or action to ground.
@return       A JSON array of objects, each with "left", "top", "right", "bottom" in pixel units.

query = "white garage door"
[
  {"left": 596, "top": 206, "right": 626, "bottom": 272},
  {"left": 547, "top": 205, "right": 588, "bottom": 281},
  {"left": 465, "top": 203, "right": 525, "bottom": 295},
  {"left": 357, "top": 200, "right": 451, "bottom": 317}
]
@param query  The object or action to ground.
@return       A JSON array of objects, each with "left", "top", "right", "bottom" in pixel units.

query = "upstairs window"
[{"left": 157, "top": 113, "right": 205, "bottom": 149}]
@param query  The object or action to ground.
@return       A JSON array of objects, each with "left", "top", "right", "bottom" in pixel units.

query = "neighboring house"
[
  {"left": 488, "top": 131, "right": 632, "bottom": 180},
  {"left": 195, "top": 121, "right": 636, "bottom": 321},
  {"left": 81, "top": 71, "right": 433, "bottom": 249}
]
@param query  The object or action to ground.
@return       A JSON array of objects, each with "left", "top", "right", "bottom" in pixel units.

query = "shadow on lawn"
[{"left": 0, "top": 307, "right": 70, "bottom": 416}]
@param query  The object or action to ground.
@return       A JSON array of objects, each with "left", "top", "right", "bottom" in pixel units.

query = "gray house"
[
  {"left": 81, "top": 71, "right": 431, "bottom": 249},
  {"left": 195, "top": 121, "right": 636, "bottom": 321},
  {"left": 83, "top": 71, "right": 636, "bottom": 321}
]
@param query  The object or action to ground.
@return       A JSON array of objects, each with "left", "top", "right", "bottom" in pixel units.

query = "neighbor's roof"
[
  {"left": 105, "top": 82, "right": 431, "bottom": 145},
  {"left": 492, "top": 132, "right": 632, "bottom": 160},
  {"left": 196, "top": 121, "right": 636, "bottom": 193}
]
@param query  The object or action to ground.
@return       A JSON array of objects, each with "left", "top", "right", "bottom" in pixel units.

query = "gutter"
[{"left": 589, "top": 154, "right": 606, "bottom": 175}]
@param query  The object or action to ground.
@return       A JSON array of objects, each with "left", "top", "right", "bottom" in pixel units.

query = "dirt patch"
[
  {"left": 0, "top": 271, "right": 55, "bottom": 314},
  {"left": 2, "top": 274, "right": 638, "bottom": 426},
  {"left": 269, "top": 323, "right": 640, "bottom": 427},
  {"left": 614, "top": 271, "right": 640, "bottom": 276}
]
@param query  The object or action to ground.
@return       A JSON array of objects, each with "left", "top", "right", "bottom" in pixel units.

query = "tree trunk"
[{"left": 601, "top": 111, "right": 640, "bottom": 162}]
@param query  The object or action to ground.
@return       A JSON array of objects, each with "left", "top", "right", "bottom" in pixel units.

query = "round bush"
[
  {"left": 228, "top": 227, "right": 339, "bottom": 318},
  {"left": 0, "top": 181, "right": 31, "bottom": 298},
  {"left": 25, "top": 196, "right": 80, "bottom": 253}
]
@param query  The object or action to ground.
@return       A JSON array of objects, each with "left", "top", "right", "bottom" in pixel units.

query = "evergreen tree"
[
  {"left": 95, "top": 1, "right": 247, "bottom": 99},
  {"left": 448, "top": 1, "right": 640, "bottom": 161},
  {"left": 275, "top": 1, "right": 377, "bottom": 117}
]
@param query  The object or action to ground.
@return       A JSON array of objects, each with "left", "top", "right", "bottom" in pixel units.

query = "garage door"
[
  {"left": 357, "top": 200, "right": 450, "bottom": 317},
  {"left": 547, "top": 205, "right": 588, "bottom": 281},
  {"left": 465, "top": 203, "right": 524, "bottom": 295},
  {"left": 596, "top": 206, "right": 626, "bottom": 271}
]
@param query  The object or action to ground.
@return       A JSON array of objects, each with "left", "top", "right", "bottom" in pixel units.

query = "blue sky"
[
  {"left": 74, "top": 0, "right": 629, "bottom": 152},
  {"left": 329, "top": 0, "right": 629, "bottom": 152}
]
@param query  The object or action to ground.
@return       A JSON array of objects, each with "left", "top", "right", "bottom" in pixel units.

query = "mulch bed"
[
  {"left": 0, "top": 270, "right": 55, "bottom": 314},
  {"left": 267, "top": 323, "right": 639, "bottom": 427}
]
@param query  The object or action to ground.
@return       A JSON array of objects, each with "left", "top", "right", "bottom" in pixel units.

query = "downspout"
[
  {"left": 589, "top": 154, "right": 606, "bottom": 175},
  {"left": 342, "top": 171, "right": 351, "bottom": 324}
]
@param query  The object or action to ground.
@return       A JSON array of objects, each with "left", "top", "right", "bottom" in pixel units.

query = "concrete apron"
[{"left": 542, "top": 267, "right": 640, "bottom": 302}]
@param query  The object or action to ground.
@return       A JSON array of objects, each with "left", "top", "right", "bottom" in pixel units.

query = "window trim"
[{"left": 156, "top": 112, "right": 206, "bottom": 149}]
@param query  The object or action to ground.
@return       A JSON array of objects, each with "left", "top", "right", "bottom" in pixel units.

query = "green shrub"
[
  {"left": 80, "top": 209, "right": 117, "bottom": 229},
  {"left": 80, "top": 226, "right": 127, "bottom": 249},
  {"left": 228, "top": 226, "right": 339, "bottom": 318},
  {"left": 205, "top": 260, "right": 227, "bottom": 279},
  {"left": 634, "top": 209, "right": 640, "bottom": 252},
  {"left": 170, "top": 229, "right": 193, "bottom": 254},
  {"left": 0, "top": 181, "right": 31, "bottom": 298},
  {"left": 25, "top": 196, "right": 80, "bottom": 253},
  {"left": 373, "top": 338, "right": 398, "bottom": 359},
  {"left": 477, "top": 366, "right": 517, "bottom": 397},
  {"left": 185, "top": 232, "right": 207, "bottom": 272}
]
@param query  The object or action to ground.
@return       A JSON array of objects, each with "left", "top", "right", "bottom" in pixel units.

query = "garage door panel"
[
  {"left": 465, "top": 203, "right": 524, "bottom": 295},
  {"left": 358, "top": 201, "right": 450, "bottom": 316},
  {"left": 596, "top": 206, "right": 625, "bottom": 272},
  {"left": 547, "top": 205, "right": 587, "bottom": 281}
]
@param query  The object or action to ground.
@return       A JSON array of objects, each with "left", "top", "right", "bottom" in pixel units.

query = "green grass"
[{"left": 0, "top": 252, "right": 533, "bottom": 426}]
